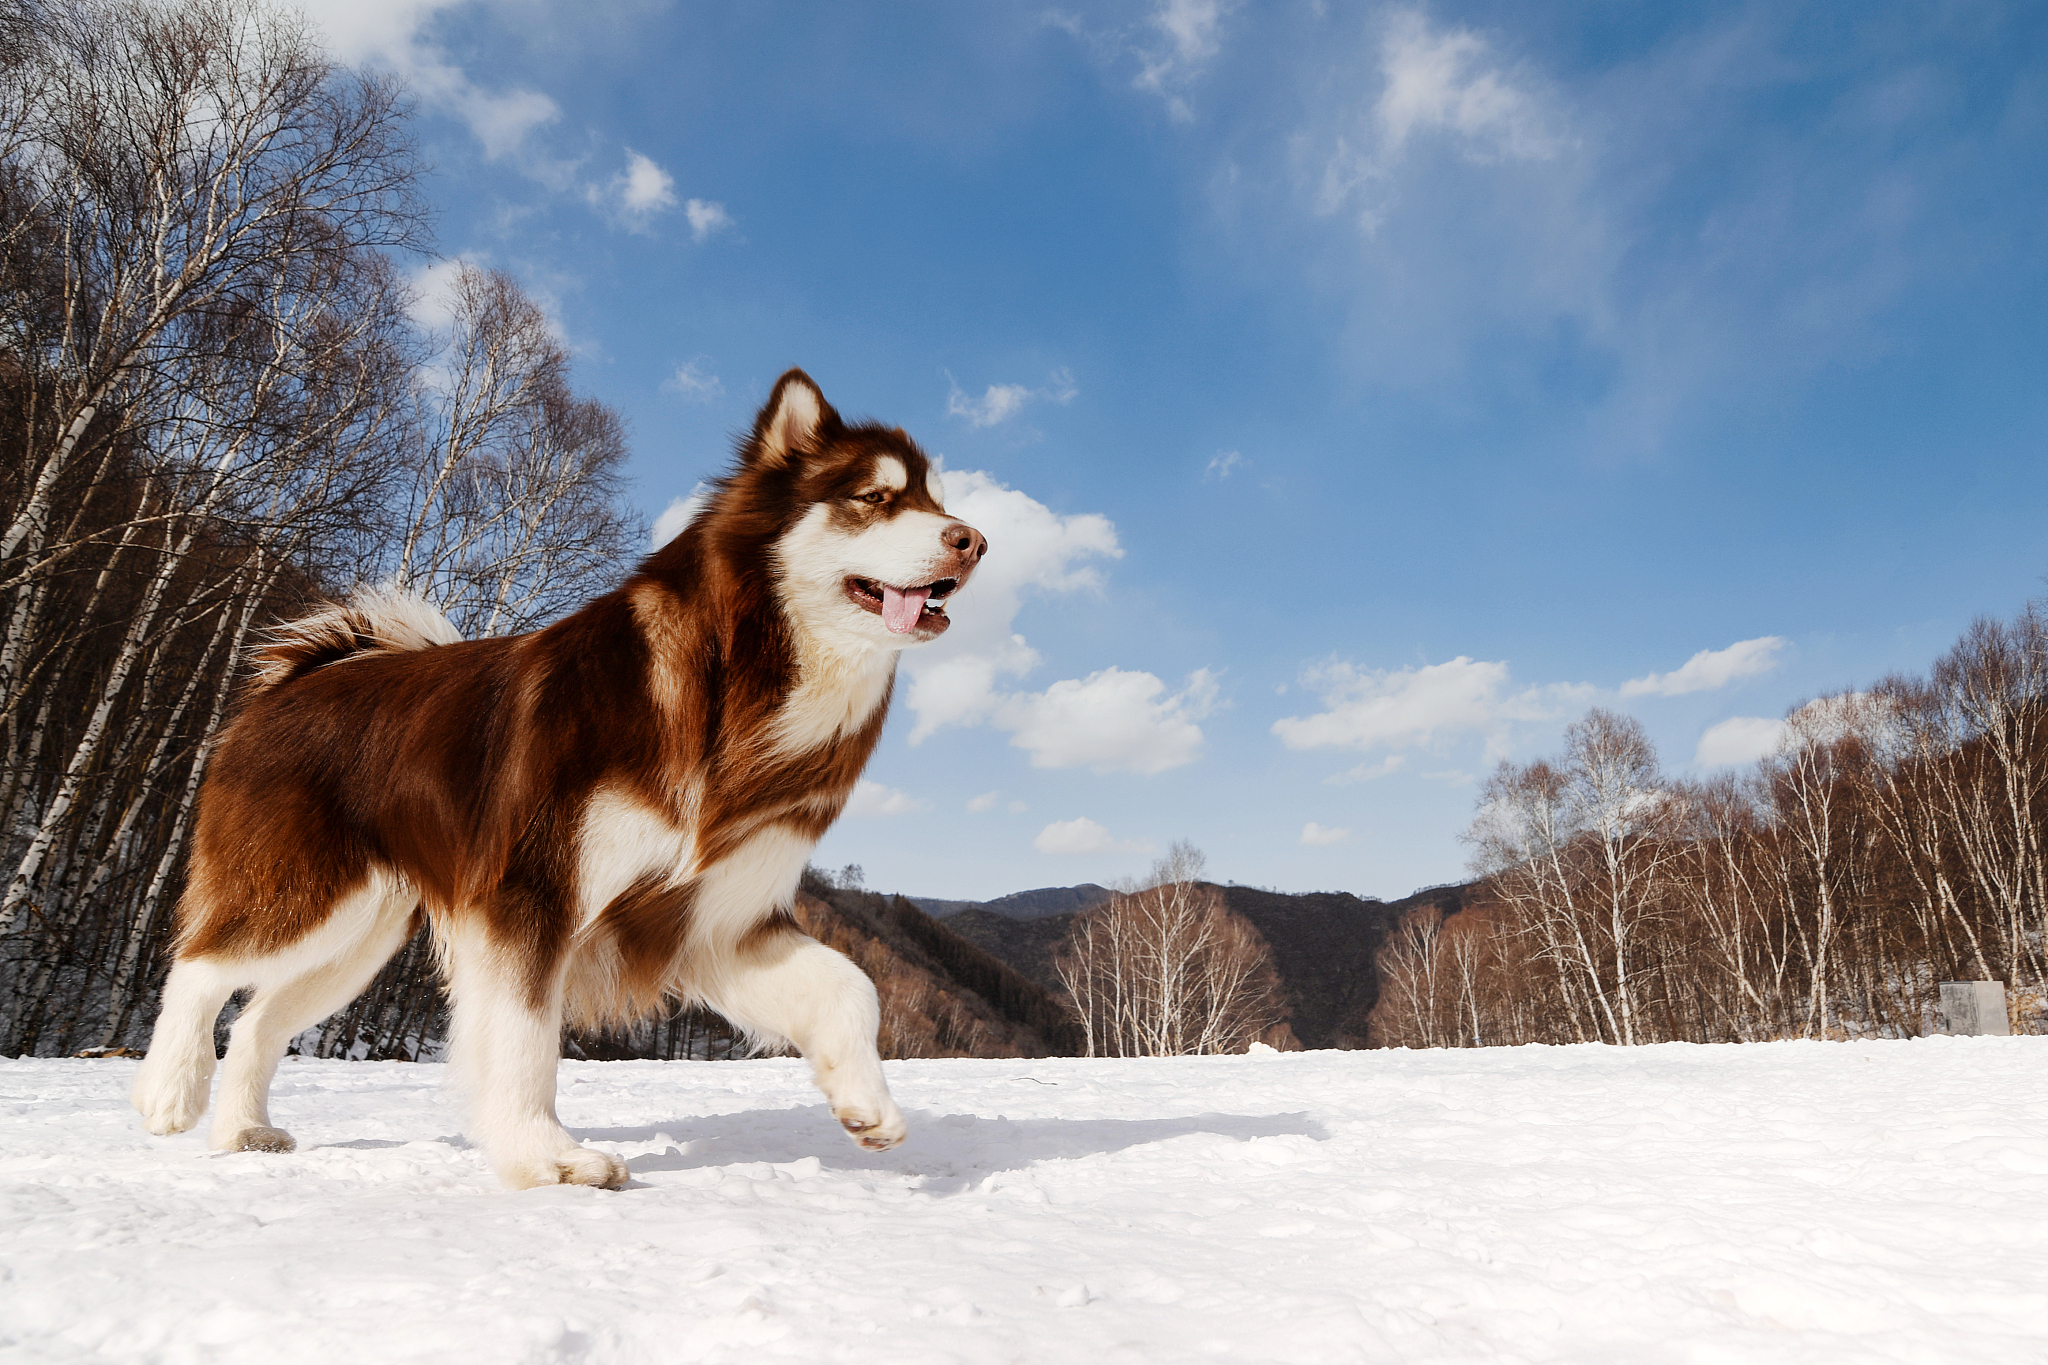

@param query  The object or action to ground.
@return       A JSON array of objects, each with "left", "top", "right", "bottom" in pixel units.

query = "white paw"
[
  {"left": 500, "top": 1146, "right": 629, "bottom": 1190},
  {"left": 834, "top": 1098, "right": 908, "bottom": 1151},
  {"left": 131, "top": 1061, "right": 209, "bottom": 1136}
]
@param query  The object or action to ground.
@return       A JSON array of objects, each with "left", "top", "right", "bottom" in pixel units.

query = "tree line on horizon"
[
  {"left": 0, "top": 0, "right": 639, "bottom": 1057},
  {"left": 1370, "top": 604, "right": 2048, "bottom": 1048}
]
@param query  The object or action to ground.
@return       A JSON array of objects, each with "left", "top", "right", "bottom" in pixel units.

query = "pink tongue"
[{"left": 881, "top": 584, "right": 930, "bottom": 634}]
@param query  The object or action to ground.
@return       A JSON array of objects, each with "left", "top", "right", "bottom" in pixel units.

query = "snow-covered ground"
[{"left": 3, "top": 1040, "right": 2046, "bottom": 1364}]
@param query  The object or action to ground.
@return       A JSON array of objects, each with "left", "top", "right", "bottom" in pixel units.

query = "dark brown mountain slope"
[
  {"left": 940, "top": 908, "right": 1076, "bottom": 993},
  {"left": 795, "top": 874, "right": 1083, "bottom": 1057}
]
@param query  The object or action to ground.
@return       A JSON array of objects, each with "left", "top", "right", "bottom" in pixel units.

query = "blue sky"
[{"left": 304, "top": 0, "right": 2048, "bottom": 900}]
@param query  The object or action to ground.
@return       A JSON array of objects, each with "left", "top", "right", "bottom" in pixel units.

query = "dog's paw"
[
  {"left": 500, "top": 1146, "right": 628, "bottom": 1191},
  {"left": 834, "top": 1100, "right": 908, "bottom": 1152},
  {"left": 222, "top": 1125, "right": 296, "bottom": 1154},
  {"left": 131, "top": 1060, "right": 209, "bottom": 1136}
]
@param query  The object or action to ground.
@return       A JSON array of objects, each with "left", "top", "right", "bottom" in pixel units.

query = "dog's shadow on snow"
[{"left": 580, "top": 1108, "right": 1328, "bottom": 1192}]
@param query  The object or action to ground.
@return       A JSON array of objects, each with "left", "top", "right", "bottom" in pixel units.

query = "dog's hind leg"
[
  {"left": 207, "top": 883, "right": 418, "bottom": 1154},
  {"left": 441, "top": 915, "right": 628, "bottom": 1191},
  {"left": 131, "top": 956, "right": 241, "bottom": 1137},
  {"left": 685, "top": 826, "right": 907, "bottom": 1152}
]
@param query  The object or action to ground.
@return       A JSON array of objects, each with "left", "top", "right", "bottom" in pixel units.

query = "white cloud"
[
  {"left": 966, "top": 790, "right": 1002, "bottom": 813},
  {"left": 844, "top": 780, "right": 930, "bottom": 818},
  {"left": 295, "top": 0, "right": 559, "bottom": 159},
  {"left": 1205, "top": 450, "right": 1247, "bottom": 480},
  {"left": 1034, "top": 817, "right": 1154, "bottom": 857},
  {"left": 618, "top": 151, "right": 675, "bottom": 213},
  {"left": 1300, "top": 822, "right": 1351, "bottom": 846},
  {"left": 663, "top": 359, "right": 723, "bottom": 402},
  {"left": 949, "top": 381, "right": 1031, "bottom": 428},
  {"left": 684, "top": 199, "right": 735, "bottom": 242},
  {"left": 945, "top": 369, "right": 1078, "bottom": 428},
  {"left": 1272, "top": 656, "right": 1589, "bottom": 759},
  {"left": 651, "top": 483, "right": 709, "bottom": 547},
  {"left": 1621, "top": 637, "right": 1786, "bottom": 697},
  {"left": 1315, "top": 10, "right": 1563, "bottom": 224},
  {"left": 1001, "top": 667, "right": 1218, "bottom": 774},
  {"left": 1695, "top": 716, "right": 1786, "bottom": 768},
  {"left": 587, "top": 150, "right": 676, "bottom": 231},
  {"left": 1376, "top": 10, "right": 1562, "bottom": 162}
]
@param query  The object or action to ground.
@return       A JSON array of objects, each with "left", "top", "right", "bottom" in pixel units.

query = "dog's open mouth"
[{"left": 845, "top": 577, "right": 957, "bottom": 635}]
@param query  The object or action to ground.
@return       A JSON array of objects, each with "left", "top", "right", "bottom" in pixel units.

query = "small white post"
[{"left": 1937, "top": 981, "right": 2010, "bottom": 1037}]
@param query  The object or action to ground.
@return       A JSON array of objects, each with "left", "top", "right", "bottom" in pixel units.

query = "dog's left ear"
[{"left": 750, "top": 369, "right": 837, "bottom": 469}]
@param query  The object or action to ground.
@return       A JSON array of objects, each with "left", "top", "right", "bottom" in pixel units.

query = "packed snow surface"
[{"left": 4, "top": 1040, "right": 2047, "bottom": 1363}]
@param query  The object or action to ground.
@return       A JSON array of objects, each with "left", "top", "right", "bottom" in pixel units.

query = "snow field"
[{"left": 2, "top": 1039, "right": 2046, "bottom": 1364}]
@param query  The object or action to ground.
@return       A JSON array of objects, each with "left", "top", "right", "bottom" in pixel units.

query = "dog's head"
[{"left": 738, "top": 370, "right": 987, "bottom": 651}]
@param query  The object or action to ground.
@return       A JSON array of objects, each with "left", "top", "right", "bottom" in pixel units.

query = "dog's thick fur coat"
[{"left": 131, "top": 371, "right": 986, "bottom": 1188}]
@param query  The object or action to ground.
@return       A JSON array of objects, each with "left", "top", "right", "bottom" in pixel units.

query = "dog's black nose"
[{"left": 942, "top": 523, "right": 987, "bottom": 562}]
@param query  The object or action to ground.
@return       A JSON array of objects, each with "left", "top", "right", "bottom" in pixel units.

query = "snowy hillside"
[{"left": 4, "top": 1040, "right": 2045, "bottom": 1363}]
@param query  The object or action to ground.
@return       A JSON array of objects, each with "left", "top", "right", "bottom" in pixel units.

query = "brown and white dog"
[{"left": 130, "top": 370, "right": 986, "bottom": 1189}]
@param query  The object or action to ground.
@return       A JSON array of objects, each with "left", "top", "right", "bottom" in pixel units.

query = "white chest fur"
[{"left": 769, "top": 637, "right": 895, "bottom": 759}]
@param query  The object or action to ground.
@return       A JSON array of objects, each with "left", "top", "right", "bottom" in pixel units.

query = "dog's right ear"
[{"left": 749, "top": 369, "right": 837, "bottom": 469}]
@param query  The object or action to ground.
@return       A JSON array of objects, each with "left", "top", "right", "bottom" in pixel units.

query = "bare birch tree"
[{"left": 1054, "top": 842, "right": 1283, "bottom": 1056}]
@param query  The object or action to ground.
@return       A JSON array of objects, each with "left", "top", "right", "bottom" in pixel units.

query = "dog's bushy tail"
[{"left": 246, "top": 585, "right": 463, "bottom": 697}]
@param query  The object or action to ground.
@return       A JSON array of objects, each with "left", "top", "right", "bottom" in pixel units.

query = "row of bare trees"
[
  {"left": 0, "top": 0, "right": 639, "bottom": 1057},
  {"left": 1372, "top": 606, "right": 2048, "bottom": 1047},
  {"left": 1054, "top": 842, "right": 1288, "bottom": 1056}
]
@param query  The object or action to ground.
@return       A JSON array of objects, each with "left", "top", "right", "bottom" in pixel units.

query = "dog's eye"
[{"left": 857, "top": 490, "right": 887, "bottom": 505}]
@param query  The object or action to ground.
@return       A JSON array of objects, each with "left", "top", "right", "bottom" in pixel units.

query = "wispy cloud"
[
  {"left": 662, "top": 359, "right": 724, "bottom": 403},
  {"left": 944, "top": 368, "right": 1078, "bottom": 428},
  {"left": 1049, "top": 0, "right": 1231, "bottom": 123},
  {"left": 1325, "top": 754, "right": 1406, "bottom": 786},
  {"left": 1034, "top": 817, "right": 1154, "bottom": 856},
  {"left": 1300, "top": 821, "right": 1350, "bottom": 846},
  {"left": 1205, "top": 450, "right": 1248, "bottom": 480},
  {"left": 1313, "top": 8, "right": 1567, "bottom": 232},
  {"left": 949, "top": 381, "right": 1032, "bottom": 428},
  {"left": 1376, "top": 10, "right": 1563, "bottom": 163},
  {"left": 1621, "top": 637, "right": 1786, "bottom": 697},
  {"left": 1134, "top": 0, "right": 1229, "bottom": 121}
]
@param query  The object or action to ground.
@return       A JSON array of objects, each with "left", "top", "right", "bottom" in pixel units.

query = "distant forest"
[{"left": 1374, "top": 604, "right": 2048, "bottom": 1047}]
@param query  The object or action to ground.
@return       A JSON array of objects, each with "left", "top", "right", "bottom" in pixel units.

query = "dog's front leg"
[
  {"left": 684, "top": 827, "right": 907, "bottom": 1151},
  {"left": 441, "top": 916, "right": 627, "bottom": 1190},
  {"left": 726, "top": 921, "right": 908, "bottom": 1151}
]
